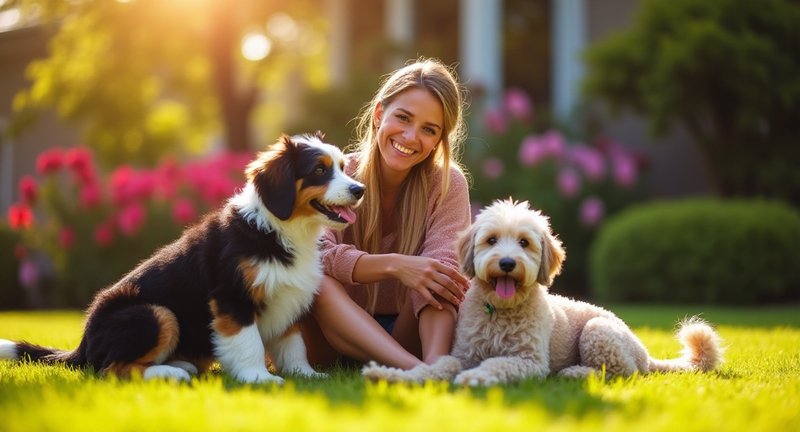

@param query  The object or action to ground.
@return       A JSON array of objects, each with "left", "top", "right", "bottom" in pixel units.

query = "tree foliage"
[
  {"left": 583, "top": 0, "right": 800, "bottom": 204},
  {"left": 5, "top": 0, "right": 329, "bottom": 167}
]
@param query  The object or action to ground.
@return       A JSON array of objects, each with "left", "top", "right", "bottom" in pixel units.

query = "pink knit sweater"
[{"left": 320, "top": 153, "right": 471, "bottom": 318}]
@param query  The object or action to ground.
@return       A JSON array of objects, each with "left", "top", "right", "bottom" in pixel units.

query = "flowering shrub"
[
  {"left": 6, "top": 147, "right": 252, "bottom": 308},
  {"left": 466, "top": 88, "right": 648, "bottom": 298}
]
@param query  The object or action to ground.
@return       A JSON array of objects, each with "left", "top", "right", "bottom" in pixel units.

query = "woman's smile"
[
  {"left": 375, "top": 87, "right": 444, "bottom": 181},
  {"left": 391, "top": 139, "right": 416, "bottom": 156}
]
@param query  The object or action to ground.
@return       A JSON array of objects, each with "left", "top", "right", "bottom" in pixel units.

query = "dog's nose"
[
  {"left": 499, "top": 257, "right": 516, "bottom": 273},
  {"left": 349, "top": 183, "right": 365, "bottom": 199}
]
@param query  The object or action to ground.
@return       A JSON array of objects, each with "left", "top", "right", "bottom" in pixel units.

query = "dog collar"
[{"left": 483, "top": 302, "right": 496, "bottom": 316}]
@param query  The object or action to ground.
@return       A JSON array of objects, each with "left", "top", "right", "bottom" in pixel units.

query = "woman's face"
[{"left": 374, "top": 87, "right": 444, "bottom": 182}]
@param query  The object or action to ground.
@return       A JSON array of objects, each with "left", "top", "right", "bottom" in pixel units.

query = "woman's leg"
[
  {"left": 393, "top": 296, "right": 457, "bottom": 364},
  {"left": 418, "top": 304, "right": 457, "bottom": 364},
  {"left": 299, "top": 276, "right": 422, "bottom": 370}
]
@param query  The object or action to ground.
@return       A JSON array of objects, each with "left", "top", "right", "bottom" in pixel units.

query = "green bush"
[
  {"left": 583, "top": 0, "right": 800, "bottom": 203},
  {"left": 589, "top": 199, "right": 800, "bottom": 304}
]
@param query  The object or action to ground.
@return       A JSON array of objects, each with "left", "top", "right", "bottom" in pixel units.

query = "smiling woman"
[{"left": 297, "top": 58, "right": 472, "bottom": 373}]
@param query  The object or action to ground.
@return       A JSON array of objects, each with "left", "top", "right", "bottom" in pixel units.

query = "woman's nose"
[{"left": 403, "top": 126, "right": 418, "bottom": 142}]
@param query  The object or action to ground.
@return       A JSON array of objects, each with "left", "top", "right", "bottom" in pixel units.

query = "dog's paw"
[
  {"left": 454, "top": 369, "right": 500, "bottom": 387},
  {"left": 166, "top": 360, "right": 199, "bottom": 376},
  {"left": 234, "top": 367, "right": 284, "bottom": 385},
  {"left": 291, "top": 366, "right": 328, "bottom": 379},
  {"left": 143, "top": 365, "right": 192, "bottom": 382},
  {"left": 557, "top": 365, "right": 598, "bottom": 379},
  {"left": 362, "top": 361, "right": 409, "bottom": 382}
]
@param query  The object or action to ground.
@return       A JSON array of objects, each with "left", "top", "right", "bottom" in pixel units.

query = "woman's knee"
[{"left": 314, "top": 276, "right": 346, "bottom": 306}]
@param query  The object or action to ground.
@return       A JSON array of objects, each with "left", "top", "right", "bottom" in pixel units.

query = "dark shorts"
[{"left": 373, "top": 313, "right": 398, "bottom": 335}]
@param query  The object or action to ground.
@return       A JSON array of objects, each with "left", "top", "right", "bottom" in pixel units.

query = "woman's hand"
[{"left": 389, "top": 254, "right": 469, "bottom": 310}]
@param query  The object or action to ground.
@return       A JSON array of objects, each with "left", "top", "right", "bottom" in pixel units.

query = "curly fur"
[{"left": 363, "top": 199, "right": 724, "bottom": 386}]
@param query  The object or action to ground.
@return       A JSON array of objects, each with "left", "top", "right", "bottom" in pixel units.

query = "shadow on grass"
[
  {"left": 600, "top": 303, "right": 800, "bottom": 330},
  {"left": 227, "top": 367, "right": 621, "bottom": 418}
]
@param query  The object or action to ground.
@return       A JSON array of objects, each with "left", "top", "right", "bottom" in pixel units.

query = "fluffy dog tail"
[
  {"left": 0, "top": 338, "right": 84, "bottom": 367},
  {"left": 648, "top": 316, "right": 724, "bottom": 373}
]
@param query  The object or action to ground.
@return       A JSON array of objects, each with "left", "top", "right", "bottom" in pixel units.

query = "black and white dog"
[{"left": 0, "top": 132, "right": 364, "bottom": 384}]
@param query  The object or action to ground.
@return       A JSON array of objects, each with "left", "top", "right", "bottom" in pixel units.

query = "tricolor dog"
[{"left": 0, "top": 132, "right": 364, "bottom": 384}]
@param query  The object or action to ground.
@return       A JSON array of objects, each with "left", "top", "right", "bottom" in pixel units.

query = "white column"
[
  {"left": 327, "top": 0, "right": 349, "bottom": 86},
  {"left": 460, "top": 0, "right": 503, "bottom": 106},
  {"left": 552, "top": 0, "right": 586, "bottom": 120},
  {"left": 385, "top": 0, "right": 414, "bottom": 69}
]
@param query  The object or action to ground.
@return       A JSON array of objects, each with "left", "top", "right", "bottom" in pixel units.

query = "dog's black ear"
[
  {"left": 456, "top": 225, "right": 476, "bottom": 278},
  {"left": 248, "top": 135, "right": 297, "bottom": 221},
  {"left": 537, "top": 229, "right": 566, "bottom": 286}
]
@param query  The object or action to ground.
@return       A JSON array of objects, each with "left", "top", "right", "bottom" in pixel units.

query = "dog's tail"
[
  {"left": 648, "top": 316, "right": 724, "bottom": 373},
  {"left": 0, "top": 338, "right": 85, "bottom": 367}
]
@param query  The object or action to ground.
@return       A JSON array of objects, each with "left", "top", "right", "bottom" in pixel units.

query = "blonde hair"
[{"left": 347, "top": 58, "right": 468, "bottom": 313}]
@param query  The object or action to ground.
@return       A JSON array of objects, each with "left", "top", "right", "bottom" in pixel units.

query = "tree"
[
  {"left": 5, "top": 0, "right": 329, "bottom": 166},
  {"left": 583, "top": 0, "right": 800, "bottom": 204}
]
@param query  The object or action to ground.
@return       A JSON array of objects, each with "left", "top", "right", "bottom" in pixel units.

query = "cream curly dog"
[{"left": 363, "top": 199, "right": 724, "bottom": 386}]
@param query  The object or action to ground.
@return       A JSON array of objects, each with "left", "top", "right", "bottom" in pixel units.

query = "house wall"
[{"left": 0, "top": 26, "right": 80, "bottom": 213}]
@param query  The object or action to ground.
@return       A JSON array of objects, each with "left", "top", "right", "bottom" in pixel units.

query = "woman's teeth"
[{"left": 392, "top": 140, "right": 415, "bottom": 155}]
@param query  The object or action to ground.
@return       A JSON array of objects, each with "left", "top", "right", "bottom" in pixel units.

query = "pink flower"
[
  {"left": 59, "top": 226, "right": 76, "bottom": 249},
  {"left": 35, "top": 149, "right": 63, "bottom": 175},
  {"left": 481, "top": 157, "right": 505, "bottom": 180},
  {"left": 80, "top": 183, "right": 103, "bottom": 209},
  {"left": 612, "top": 152, "right": 638, "bottom": 187},
  {"left": 569, "top": 145, "right": 606, "bottom": 181},
  {"left": 518, "top": 135, "right": 548, "bottom": 167},
  {"left": 64, "top": 147, "right": 95, "bottom": 184},
  {"left": 111, "top": 166, "right": 135, "bottom": 205},
  {"left": 557, "top": 168, "right": 581, "bottom": 198},
  {"left": 64, "top": 147, "right": 91, "bottom": 171},
  {"left": 483, "top": 107, "right": 508, "bottom": 135},
  {"left": 503, "top": 88, "right": 533, "bottom": 122},
  {"left": 94, "top": 223, "right": 115, "bottom": 247},
  {"left": 117, "top": 203, "right": 146, "bottom": 236},
  {"left": 18, "top": 175, "right": 38, "bottom": 204},
  {"left": 111, "top": 167, "right": 155, "bottom": 204},
  {"left": 540, "top": 130, "right": 565, "bottom": 158},
  {"left": 7, "top": 203, "right": 34, "bottom": 230},
  {"left": 171, "top": 199, "right": 197, "bottom": 225},
  {"left": 18, "top": 259, "right": 40, "bottom": 289},
  {"left": 580, "top": 196, "right": 605, "bottom": 227}
]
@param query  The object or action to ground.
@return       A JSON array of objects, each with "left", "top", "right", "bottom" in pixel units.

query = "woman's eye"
[
  {"left": 487, "top": 236, "right": 497, "bottom": 245},
  {"left": 397, "top": 114, "right": 410, "bottom": 122},
  {"left": 519, "top": 239, "right": 529, "bottom": 248},
  {"left": 423, "top": 127, "right": 436, "bottom": 135}
]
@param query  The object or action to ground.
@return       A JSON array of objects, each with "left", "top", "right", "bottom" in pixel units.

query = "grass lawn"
[{"left": 1, "top": 305, "right": 799, "bottom": 431}]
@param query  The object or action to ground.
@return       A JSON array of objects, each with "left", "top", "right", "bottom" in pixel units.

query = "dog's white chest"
[{"left": 249, "top": 251, "right": 322, "bottom": 341}]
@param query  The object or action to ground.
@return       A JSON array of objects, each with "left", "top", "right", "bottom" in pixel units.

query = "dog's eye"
[
  {"left": 519, "top": 239, "right": 529, "bottom": 248},
  {"left": 313, "top": 165, "right": 327, "bottom": 176},
  {"left": 487, "top": 236, "right": 497, "bottom": 245}
]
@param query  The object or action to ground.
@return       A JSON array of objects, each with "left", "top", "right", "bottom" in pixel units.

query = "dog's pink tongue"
[
  {"left": 495, "top": 277, "right": 516, "bottom": 299},
  {"left": 332, "top": 206, "right": 357, "bottom": 224}
]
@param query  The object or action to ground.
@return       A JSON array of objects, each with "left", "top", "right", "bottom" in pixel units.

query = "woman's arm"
[{"left": 352, "top": 253, "right": 465, "bottom": 309}]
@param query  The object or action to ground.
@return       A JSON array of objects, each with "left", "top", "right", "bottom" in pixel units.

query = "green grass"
[{"left": 1, "top": 306, "right": 799, "bottom": 431}]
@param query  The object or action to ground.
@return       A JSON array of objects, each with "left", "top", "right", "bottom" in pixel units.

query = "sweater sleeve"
[
  {"left": 320, "top": 227, "right": 367, "bottom": 286},
  {"left": 409, "top": 167, "right": 472, "bottom": 318},
  {"left": 319, "top": 153, "right": 368, "bottom": 285}
]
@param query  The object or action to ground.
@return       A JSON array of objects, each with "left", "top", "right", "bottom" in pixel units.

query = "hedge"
[{"left": 589, "top": 199, "right": 800, "bottom": 304}]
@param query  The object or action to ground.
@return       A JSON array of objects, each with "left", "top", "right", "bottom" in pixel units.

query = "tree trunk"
[{"left": 209, "top": 0, "right": 255, "bottom": 152}]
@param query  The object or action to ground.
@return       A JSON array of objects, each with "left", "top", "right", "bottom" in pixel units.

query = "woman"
[{"left": 299, "top": 59, "right": 472, "bottom": 370}]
